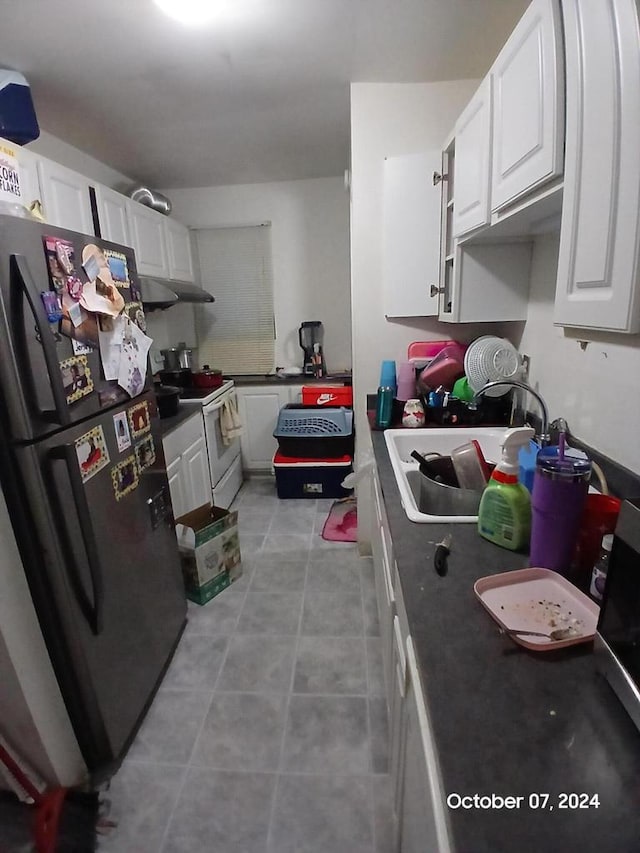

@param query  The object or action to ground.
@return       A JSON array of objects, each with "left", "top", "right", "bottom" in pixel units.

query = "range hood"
[{"left": 139, "top": 277, "right": 215, "bottom": 310}]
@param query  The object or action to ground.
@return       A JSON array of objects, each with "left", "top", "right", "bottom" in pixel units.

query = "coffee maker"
[{"left": 299, "top": 321, "right": 326, "bottom": 377}]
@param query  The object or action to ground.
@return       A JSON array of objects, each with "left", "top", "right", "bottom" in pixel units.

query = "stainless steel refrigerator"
[{"left": 0, "top": 214, "right": 186, "bottom": 782}]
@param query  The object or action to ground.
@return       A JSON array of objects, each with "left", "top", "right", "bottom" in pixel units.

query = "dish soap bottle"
[{"left": 478, "top": 427, "right": 535, "bottom": 550}]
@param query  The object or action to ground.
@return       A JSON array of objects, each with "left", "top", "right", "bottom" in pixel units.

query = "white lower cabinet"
[
  {"left": 372, "top": 464, "right": 452, "bottom": 853},
  {"left": 163, "top": 413, "right": 211, "bottom": 518},
  {"left": 165, "top": 457, "right": 188, "bottom": 519},
  {"left": 396, "top": 638, "right": 452, "bottom": 853},
  {"left": 371, "top": 472, "right": 395, "bottom": 699},
  {"left": 236, "top": 385, "right": 302, "bottom": 471}
]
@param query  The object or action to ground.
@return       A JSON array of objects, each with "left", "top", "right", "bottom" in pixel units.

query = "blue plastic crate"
[
  {"left": 274, "top": 406, "right": 353, "bottom": 437},
  {"left": 273, "top": 405, "right": 354, "bottom": 459}
]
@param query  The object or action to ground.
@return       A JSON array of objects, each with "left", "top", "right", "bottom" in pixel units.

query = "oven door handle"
[{"left": 203, "top": 394, "right": 233, "bottom": 415}]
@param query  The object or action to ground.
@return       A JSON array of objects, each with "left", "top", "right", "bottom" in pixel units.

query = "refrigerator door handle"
[
  {"left": 10, "top": 253, "right": 70, "bottom": 425},
  {"left": 49, "top": 444, "right": 104, "bottom": 635}
]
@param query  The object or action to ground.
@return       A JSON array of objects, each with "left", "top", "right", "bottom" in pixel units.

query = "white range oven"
[{"left": 179, "top": 379, "right": 243, "bottom": 508}]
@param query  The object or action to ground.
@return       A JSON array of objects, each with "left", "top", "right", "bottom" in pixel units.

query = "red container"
[
  {"left": 192, "top": 366, "right": 223, "bottom": 389},
  {"left": 572, "top": 493, "right": 622, "bottom": 574},
  {"left": 273, "top": 452, "right": 352, "bottom": 499},
  {"left": 301, "top": 386, "right": 353, "bottom": 407}
]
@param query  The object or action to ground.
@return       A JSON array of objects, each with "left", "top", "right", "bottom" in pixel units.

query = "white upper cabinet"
[
  {"left": 127, "top": 199, "right": 169, "bottom": 278},
  {"left": 36, "top": 158, "right": 94, "bottom": 235},
  {"left": 17, "top": 147, "right": 42, "bottom": 210},
  {"left": 452, "top": 77, "right": 492, "bottom": 238},
  {"left": 382, "top": 151, "right": 441, "bottom": 317},
  {"left": 164, "top": 217, "right": 194, "bottom": 282},
  {"left": 94, "top": 184, "right": 131, "bottom": 248},
  {"left": 554, "top": 0, "right": 640, "bottom": 333},
  {"left": 437, "top": 135, "right": 531, "bottom": 323},
  {"left": 490, "top": 0, "right": 564, "bottom": 212}
]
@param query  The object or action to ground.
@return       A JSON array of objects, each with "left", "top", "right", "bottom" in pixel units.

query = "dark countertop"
[
  {"left": 371, "top": 428, "right": 640, "bottom": 853},
  {"left": 230, "top": 373, "right": 352, "bottom": 386},
  {"left": 157, "top": 405, "right": 201, "bottom": 439}
]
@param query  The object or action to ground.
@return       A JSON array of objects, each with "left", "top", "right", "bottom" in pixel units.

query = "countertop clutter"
[{"left": 370, "top": 427, "right": 640, "bottom": 852}]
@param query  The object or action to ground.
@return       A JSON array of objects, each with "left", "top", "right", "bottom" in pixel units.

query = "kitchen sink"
[{"left": 384, "top": 427, "right": 509, "bottom": 523}]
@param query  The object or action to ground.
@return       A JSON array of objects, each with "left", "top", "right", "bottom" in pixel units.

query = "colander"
[{"left": 464, "top": 336, "right": 521, "bottom": 397}]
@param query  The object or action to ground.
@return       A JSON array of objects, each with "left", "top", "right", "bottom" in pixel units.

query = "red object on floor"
[
  {"left": 322, "top": 499, "right": 358, "bottom": 542},
  {"left": 0, "top": 740, "right": 68, "bottom": 853}
]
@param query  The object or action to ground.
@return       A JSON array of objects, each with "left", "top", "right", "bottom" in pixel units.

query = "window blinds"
[{"left": 194, "top": 224, "right": 275, "bottom": 374}]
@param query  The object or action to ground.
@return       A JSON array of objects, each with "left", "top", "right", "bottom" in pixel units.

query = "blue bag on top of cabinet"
[{"left": 0, "top": 70, "right": 40, "bottom": 145}]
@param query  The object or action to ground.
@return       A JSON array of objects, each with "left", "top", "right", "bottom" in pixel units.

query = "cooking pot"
[
  {"left": 159, "top": 368, "right": 192, "bottom": 388},
  {"left": 412, "top": 451, "right": 484, "bottom": 516},
  {"left": 155, "top": 384, "right": 181, "bottom": 419},
  {"left": 192, "top": 365, "right": 223, "bottom": 389},
  {"left": 177, "top": 347, "right": 196, "bottom": 370},
  {"left": 160, "top": 348, "right": 181, "bottom": 370}
]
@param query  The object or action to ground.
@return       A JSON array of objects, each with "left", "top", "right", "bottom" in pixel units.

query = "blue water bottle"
[{"left": 375, "top": 386, "right": 394, "bottom": 428}]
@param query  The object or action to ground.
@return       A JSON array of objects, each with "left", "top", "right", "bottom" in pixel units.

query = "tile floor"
[{"left": 100, "top": 477, "right": 393, "bottom": 853}]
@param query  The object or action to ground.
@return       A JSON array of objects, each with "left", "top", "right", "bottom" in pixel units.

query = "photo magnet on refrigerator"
[
  {"left": 60, "top": 355, "right": 93, "bottom": 405},
  {"left": 134, "top": 435, "right": 156, "bottom": 472},
  {"left": 72, "top": 338, "right": 93, "bottom": 356},
  {"left": 113, "top": 411, "right": 132, "bottom": 453},
  {"left": 124, "top": 300, "right": 146, "bottom": 332},
  {"left": 104, "top": 249, "right": 130, "bottom": 289},
  {"left": 111, "top": 455, "right": 138, "bottom": 501},
  {"left": 127, "top": 400, "right": 151, "bottom": 438},
  {"left": 75, "top": 425, "right": 110, "bottom": 483},
  {"left": 44, "top": 236, "right": 100, "bottom": 348}
]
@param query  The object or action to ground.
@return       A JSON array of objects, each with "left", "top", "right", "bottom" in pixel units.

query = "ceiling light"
[{"left": 153, "top": 0, "right": 236, "bottom": 26}]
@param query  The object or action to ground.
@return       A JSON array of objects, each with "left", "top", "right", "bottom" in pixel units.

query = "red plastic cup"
[{"left": 572, "top": 494, "right": 621, "bottom": 575}]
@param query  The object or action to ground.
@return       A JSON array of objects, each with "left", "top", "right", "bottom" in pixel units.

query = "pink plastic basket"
[{"left": 417, "top": 344, "right": 465, "bottom": 391}]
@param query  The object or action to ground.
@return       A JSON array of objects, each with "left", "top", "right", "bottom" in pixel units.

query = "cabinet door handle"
[
  {"left": 430, "top": 284, "right": 444, "bottom": 298},
  {"left": 432, "top": 171, "right": 448, "bottom": 186}
]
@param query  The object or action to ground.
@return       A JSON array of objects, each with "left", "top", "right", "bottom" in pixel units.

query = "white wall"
[
  {"left": 349, "top": 81, "right": 515, "bottom": 416},
  {"left": 144, "top": 303, "right": 198, "bottom": 353},
  {"left": 350, "top": 80, "right": 497, "bottom": 546},
  {"left": 163, "top": 177, "right": 351, "bottom": 373},
  {"left": 515, "top": 234, "right": 640, "bottom": 475}
]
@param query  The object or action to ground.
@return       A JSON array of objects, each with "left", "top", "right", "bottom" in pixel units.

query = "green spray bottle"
[{"left": 477, "top": 427, "right": 535, "bottom": 550}]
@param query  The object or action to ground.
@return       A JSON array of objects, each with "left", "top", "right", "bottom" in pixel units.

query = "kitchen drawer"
[
  {"left": 162, "top": 411, "right": 204, "bottom": 466},
  {"left": 212, "top": 453, "right": 243, "bottom": 509},
  {"left": 373, "top": 473, "right": 394, "bottom": 571},
  {"left": 394, "top": 568, "right": 411, "bottom": 649}
]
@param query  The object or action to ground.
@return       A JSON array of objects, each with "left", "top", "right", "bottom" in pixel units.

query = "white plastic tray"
[{"left": 474, "top": 567, "right": 600, "bottom": 651}]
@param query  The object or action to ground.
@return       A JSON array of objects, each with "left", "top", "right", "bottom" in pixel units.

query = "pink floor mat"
[{"left": 322, "top": 499, "right": 358, "bottom": 542}]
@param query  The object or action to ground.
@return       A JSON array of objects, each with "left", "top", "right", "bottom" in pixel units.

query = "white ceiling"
[{"left": 1, "top": 0, "right": 529, "bottom": 188}]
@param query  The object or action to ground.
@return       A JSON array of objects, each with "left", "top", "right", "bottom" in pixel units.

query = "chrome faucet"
[{"left": 472, "top": 380, "right": 550, "bottom": 445}]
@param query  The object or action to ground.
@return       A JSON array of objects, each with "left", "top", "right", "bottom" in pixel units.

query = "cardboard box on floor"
[{"left": 174, "top": 503, "right": 242, "bottom": 605}]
